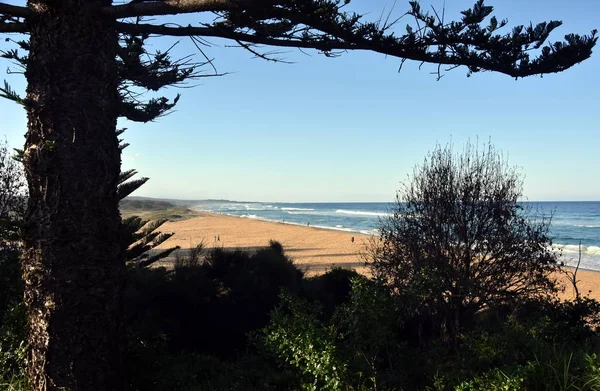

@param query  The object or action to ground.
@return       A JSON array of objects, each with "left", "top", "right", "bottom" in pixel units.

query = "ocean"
[{"left": 192, "top": 201, "right": 600, "bottom": 271}]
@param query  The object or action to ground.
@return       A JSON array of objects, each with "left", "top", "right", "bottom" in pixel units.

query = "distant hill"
[
  {"left": 122, "top": 196, "right": 246, "bottom": 206},
  {"left": 120, "top": 198, "right": 175, "bottom": 211},
  {"left": 120, "top": 197, "right": 198, "bottom": 221}
]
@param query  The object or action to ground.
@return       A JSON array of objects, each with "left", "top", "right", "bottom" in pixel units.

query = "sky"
[{"left": 0, "top": 0, "right": 599, "bottom": 202}]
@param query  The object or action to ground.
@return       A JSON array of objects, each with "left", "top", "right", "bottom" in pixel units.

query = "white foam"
[
  {"left": 336, "top": 209, "right": 391, "bottom": 217},
  {"left": 588, "top": 246, "right": 600, "bottom": 256},
  {"left": 360, "top": 229, "right": 380, "bottom": 236},
  {"left": 313, "top": 225, "right": 357, "bottom": 233},
  {"left": 555, "top": 244, "right": 600, "bottom": 253},
  {"left": 561, "top": 244, "right": 582, "bottom": 253},
  {"left": 243, "top": 205, "right": 267, "bottom": 211},
  {"left": 281, "top": 207, "right": 315, "bottom": 211}
]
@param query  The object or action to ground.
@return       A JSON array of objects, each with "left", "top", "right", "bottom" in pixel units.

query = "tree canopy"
[{"left": 1, "top": 0, "right": 597, "bottom": 124}]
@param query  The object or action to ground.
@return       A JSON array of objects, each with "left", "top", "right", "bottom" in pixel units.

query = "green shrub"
[
  {"left": 263, "top": 293, "right": 347, "bottom": 391},
  {"left": 332, "top": 277, "right": 397, "bottom": 388},
  {"left": 263, "top": 277, "right": 404, "bottom": 391},
  {"left": 0, "top": 303, "right": 28, "bottom": 390},
  {"left": 454, "top": 368, "right": 525, "bottom": 391},
  {"left": 0, "top": 247, "right": 23, "bottom": 325},
  {"left": 0, "top": 242, "right": 28, "bottom": 390}
]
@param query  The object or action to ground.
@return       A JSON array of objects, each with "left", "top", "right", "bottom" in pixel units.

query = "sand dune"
[{"left": 156, "top": 212, "right": 600, "bottom": 301}]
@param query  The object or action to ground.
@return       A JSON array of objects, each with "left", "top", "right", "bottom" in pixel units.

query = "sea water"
[{"left": 192, "top": 201, "right": 600, "bottom": 271}]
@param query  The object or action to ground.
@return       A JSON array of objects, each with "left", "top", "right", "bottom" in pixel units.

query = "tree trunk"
[{"left": 21, "top": 0, "right": 124, "bottom": 389}]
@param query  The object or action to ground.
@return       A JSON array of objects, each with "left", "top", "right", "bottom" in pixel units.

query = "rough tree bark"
[{"left": 21, "top": 0, "right": 124, "bottom": 389}]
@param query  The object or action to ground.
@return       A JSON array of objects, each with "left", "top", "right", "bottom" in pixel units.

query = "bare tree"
[
  {"left": 0, "top": 0, "right": 596, "bottom": 389},
  {"left": 369, "top": 141, "right": 558, "bottom": 342}
]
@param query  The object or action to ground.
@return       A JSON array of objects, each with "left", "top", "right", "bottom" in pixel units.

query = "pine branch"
[
  {"left": 118, "top": 95, "right": 180, "bottom": 122},
  {"left": 117, "top": 177, "right": 149, "bottom": 199},
  {"left": 0, "top": 2, "right": 29, "bottom": 18},
  {"left": 137, "top": 245, "right": 179, "bottom": 268},
  {"left": 121, "top": 216, "right": 147, "bottom": 235},
  {"left": 116, "top": 32, "right": 225, "bottom": 122},
  {"left": 118, "top": 169, "right": 138, "bottom": 185},
  {"left": 104, "top": 0, "right": 246, "bottom": 19},
  {"left": 139, "top": 219, "right": 169, "bottom": 237},
  {"left": 1, "top": 44, "right": 28, "bottom": 70},
  {"left": 0, "top": 21, "right": 28, "bottom": 33},
  {"left": 116, "top": 19, "right": 597, "bottom": 78},
  {"left": 0, "top": 80, "right": 24, "bottom": 105},
  {"left": 150, "top": 232, "right": 175, "bottom": 248}
]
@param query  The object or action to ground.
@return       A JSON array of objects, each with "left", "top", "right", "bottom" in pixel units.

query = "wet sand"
[{"left": 156, "top": 212, "right": 600, "bottom": 301}]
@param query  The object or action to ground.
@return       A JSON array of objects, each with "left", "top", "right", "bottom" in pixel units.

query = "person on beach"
[{"left": 351, "top": 236, "right": 354, "bottom": 243}]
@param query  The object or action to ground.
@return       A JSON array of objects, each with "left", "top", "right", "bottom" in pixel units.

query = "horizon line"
[{"left": 127, "top": 196, "right": 600, "bottom": 203}]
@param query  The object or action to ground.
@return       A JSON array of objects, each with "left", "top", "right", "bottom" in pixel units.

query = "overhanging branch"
[
  {"left": 104, "top": 0, "right": 246, "bottom": 19},
  {"left": 0, "top": 21, "right": 28, "bottom": 33},
  {"left": 116, "top": 21, "right": 596, "bottom": 78},
  {"left": 116, "top": 22, "right": 367, "bottom": 50},
  {"left": 0, "top": 2, "right": 29, "bottom": 18}
]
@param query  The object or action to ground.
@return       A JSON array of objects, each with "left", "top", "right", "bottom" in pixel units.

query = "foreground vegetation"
[
  {"left": 1, "top": 140, "right": 599, "bottom": 390},
  {"left": 2, "top": 242, "right": 599, "bottom": 391}
]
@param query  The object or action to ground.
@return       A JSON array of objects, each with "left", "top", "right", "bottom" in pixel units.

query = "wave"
[
  {"left": 313, "top": 224, "right": 356, "bottom": 233},
  {"left": 243, "top": 204, "right": 269, "bottom": 211},
  {"left": 286, "top": 211, "right": 324, "bottom": 215},
  {"left": 554, "top": 243, "right": 600, "bottom": 257},
  {"left": 360, "top": 229, "right": 380, "bottom": 236},
  {"left": 281, "top": 207, "right": 315, "bottom": 211},
  {"left": 554, "top": 221, "right": 600, "bottom": 228},
  {"left": 336, "top": 209, "right": 391, "bottom": 217}
]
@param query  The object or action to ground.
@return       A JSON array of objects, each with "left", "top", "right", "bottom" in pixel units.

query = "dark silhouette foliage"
[
  {"left": 301, "top": 267, "right": 364, "bottom": 319},
  {"left": 118, "top": 129, "right": 179, "bottom": 268},
  {"left": 0, "top": 139, "right": 26, "bottom": 243},
  {"left": 125, "top": 242, "right": 304, "bottom": 358},
  {"left": 370, "top": 141, "right": 559, "bottom": 343},
  {"left": 0, "top": 138, "right": 25, "bottom": 324}
]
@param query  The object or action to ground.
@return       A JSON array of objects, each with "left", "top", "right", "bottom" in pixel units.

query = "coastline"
[
  {"left": 157, "top": 211, "right": 372, "bottom": 274},
  {"left": 190, "top": 206, "right": 382, "bottom": 236},
  {"left": 157, "top": 211, "right": 600, "bottom": 301}
]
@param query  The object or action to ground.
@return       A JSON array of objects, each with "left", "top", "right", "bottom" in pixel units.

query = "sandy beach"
[{"left": 156, "top": 212, "right": 600, "bottom": 302}]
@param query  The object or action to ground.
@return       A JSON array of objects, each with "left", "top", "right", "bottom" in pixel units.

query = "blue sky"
[{"left": 1, "top": 0, "right": 599, "bottom": 202}]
